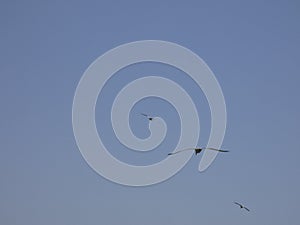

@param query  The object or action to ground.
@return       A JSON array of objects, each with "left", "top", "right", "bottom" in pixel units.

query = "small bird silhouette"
[
  {"left": 168, "top": 147, "right": 229, "bottom": 156},
  {"left": 234, "top": 202, "right": 250, "bottom": 211},
  {"left": 140, "top": 113, "right": 154, "bottom": 121}
]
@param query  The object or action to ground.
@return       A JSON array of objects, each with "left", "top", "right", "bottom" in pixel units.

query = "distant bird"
[
  {"left": 140, "top": 113, "right": 154, "bottom": 121},
  {"left": 167, "top": 147, "right": 229, "bottom": 156},
  {"left": 234, "top": 202, "right": 250, "bottom": 211}
]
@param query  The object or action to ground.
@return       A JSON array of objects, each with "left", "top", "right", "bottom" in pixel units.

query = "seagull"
[
  {"left": 234, "top": 202, "right": 250, "bottom": 211},
  {"left": 167, "top": 147, "right": 229, "bottom": 156},
  {"left": 140, "top": 113, "right": 154, "bottom": 121}
]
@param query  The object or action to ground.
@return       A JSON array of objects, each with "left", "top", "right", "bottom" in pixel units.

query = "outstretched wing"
[
  {"left": 168, "top": 148, "right": 195, "bottom": 156},
  {"left": 234, "top": 202, "right": 243, "bottom": 207},
  {"left": 206, "top": 147, "right": 229, "bottom": 152},
  {"left": 140, "top": 113, "right": 149, "bottom": 117},
  {"left": 244, "top": 207, "right": 250, "bottom": 211}
]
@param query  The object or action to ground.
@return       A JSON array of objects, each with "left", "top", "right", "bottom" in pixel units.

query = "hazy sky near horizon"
[{"left": 1, "top": 1, "right": 300, "bottom": 225}]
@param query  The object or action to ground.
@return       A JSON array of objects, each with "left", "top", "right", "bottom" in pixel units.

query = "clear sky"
[{"left": 1, "top": 1, "right": 300, "bottom": 224}]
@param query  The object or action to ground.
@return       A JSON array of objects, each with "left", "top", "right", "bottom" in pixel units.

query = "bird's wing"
[
  {"left": 234, "top": 202, "right": 242, "bottom": 207},
  {"left": 218, "top": 149, "right": 229, "bottom": 152},
  {"left": 206, "top": 148, "right": 229, "bottom": 152},
  {"left": 168, "top": 148, "right": 195, "bottom": 155},
  {"left": 244, "top": 207, "right": 250, "bottom": 211},
  {"left": 140, "top": 113, "right": 149, "bottom": 117}
]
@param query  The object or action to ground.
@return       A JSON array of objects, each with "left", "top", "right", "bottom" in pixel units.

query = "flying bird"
[
  {"left": 167, "top": 147, "right": 229, "bottom": 156},
  {"left": 234, "top": 202, "right": 250, "bottom": 211},
  {"left": 140, "top": 113, "right": 154, "bottom": 121}
]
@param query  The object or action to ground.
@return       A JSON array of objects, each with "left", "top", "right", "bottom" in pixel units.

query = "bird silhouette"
[
  {"left": 167, "top": 147, "right": 229, "bottom": 156},
  {"left": 140, "top": 113, "right": 154, "bottom": 121},
  {"left": 234, "top": 202, "right": 250, "bottom": 211}
]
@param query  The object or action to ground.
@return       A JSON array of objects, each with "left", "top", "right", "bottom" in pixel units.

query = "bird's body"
[
  {"left": 168, "top": 147, "right": 229, "bottom": 156},
  {"left": 195, "top": 148, "right": 202, "bottom": 155},
  {"left": 234, "top": 202, "right": 250, "bottom": 211}
]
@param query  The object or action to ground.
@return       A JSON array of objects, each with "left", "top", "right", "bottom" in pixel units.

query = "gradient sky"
[{"left": 1, "top": 1, "right": 300, "bottom": 225}]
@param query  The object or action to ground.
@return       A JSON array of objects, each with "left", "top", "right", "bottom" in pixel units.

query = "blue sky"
[{"left": 1, "top": 1, "right": 300, "bottom": 224}]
